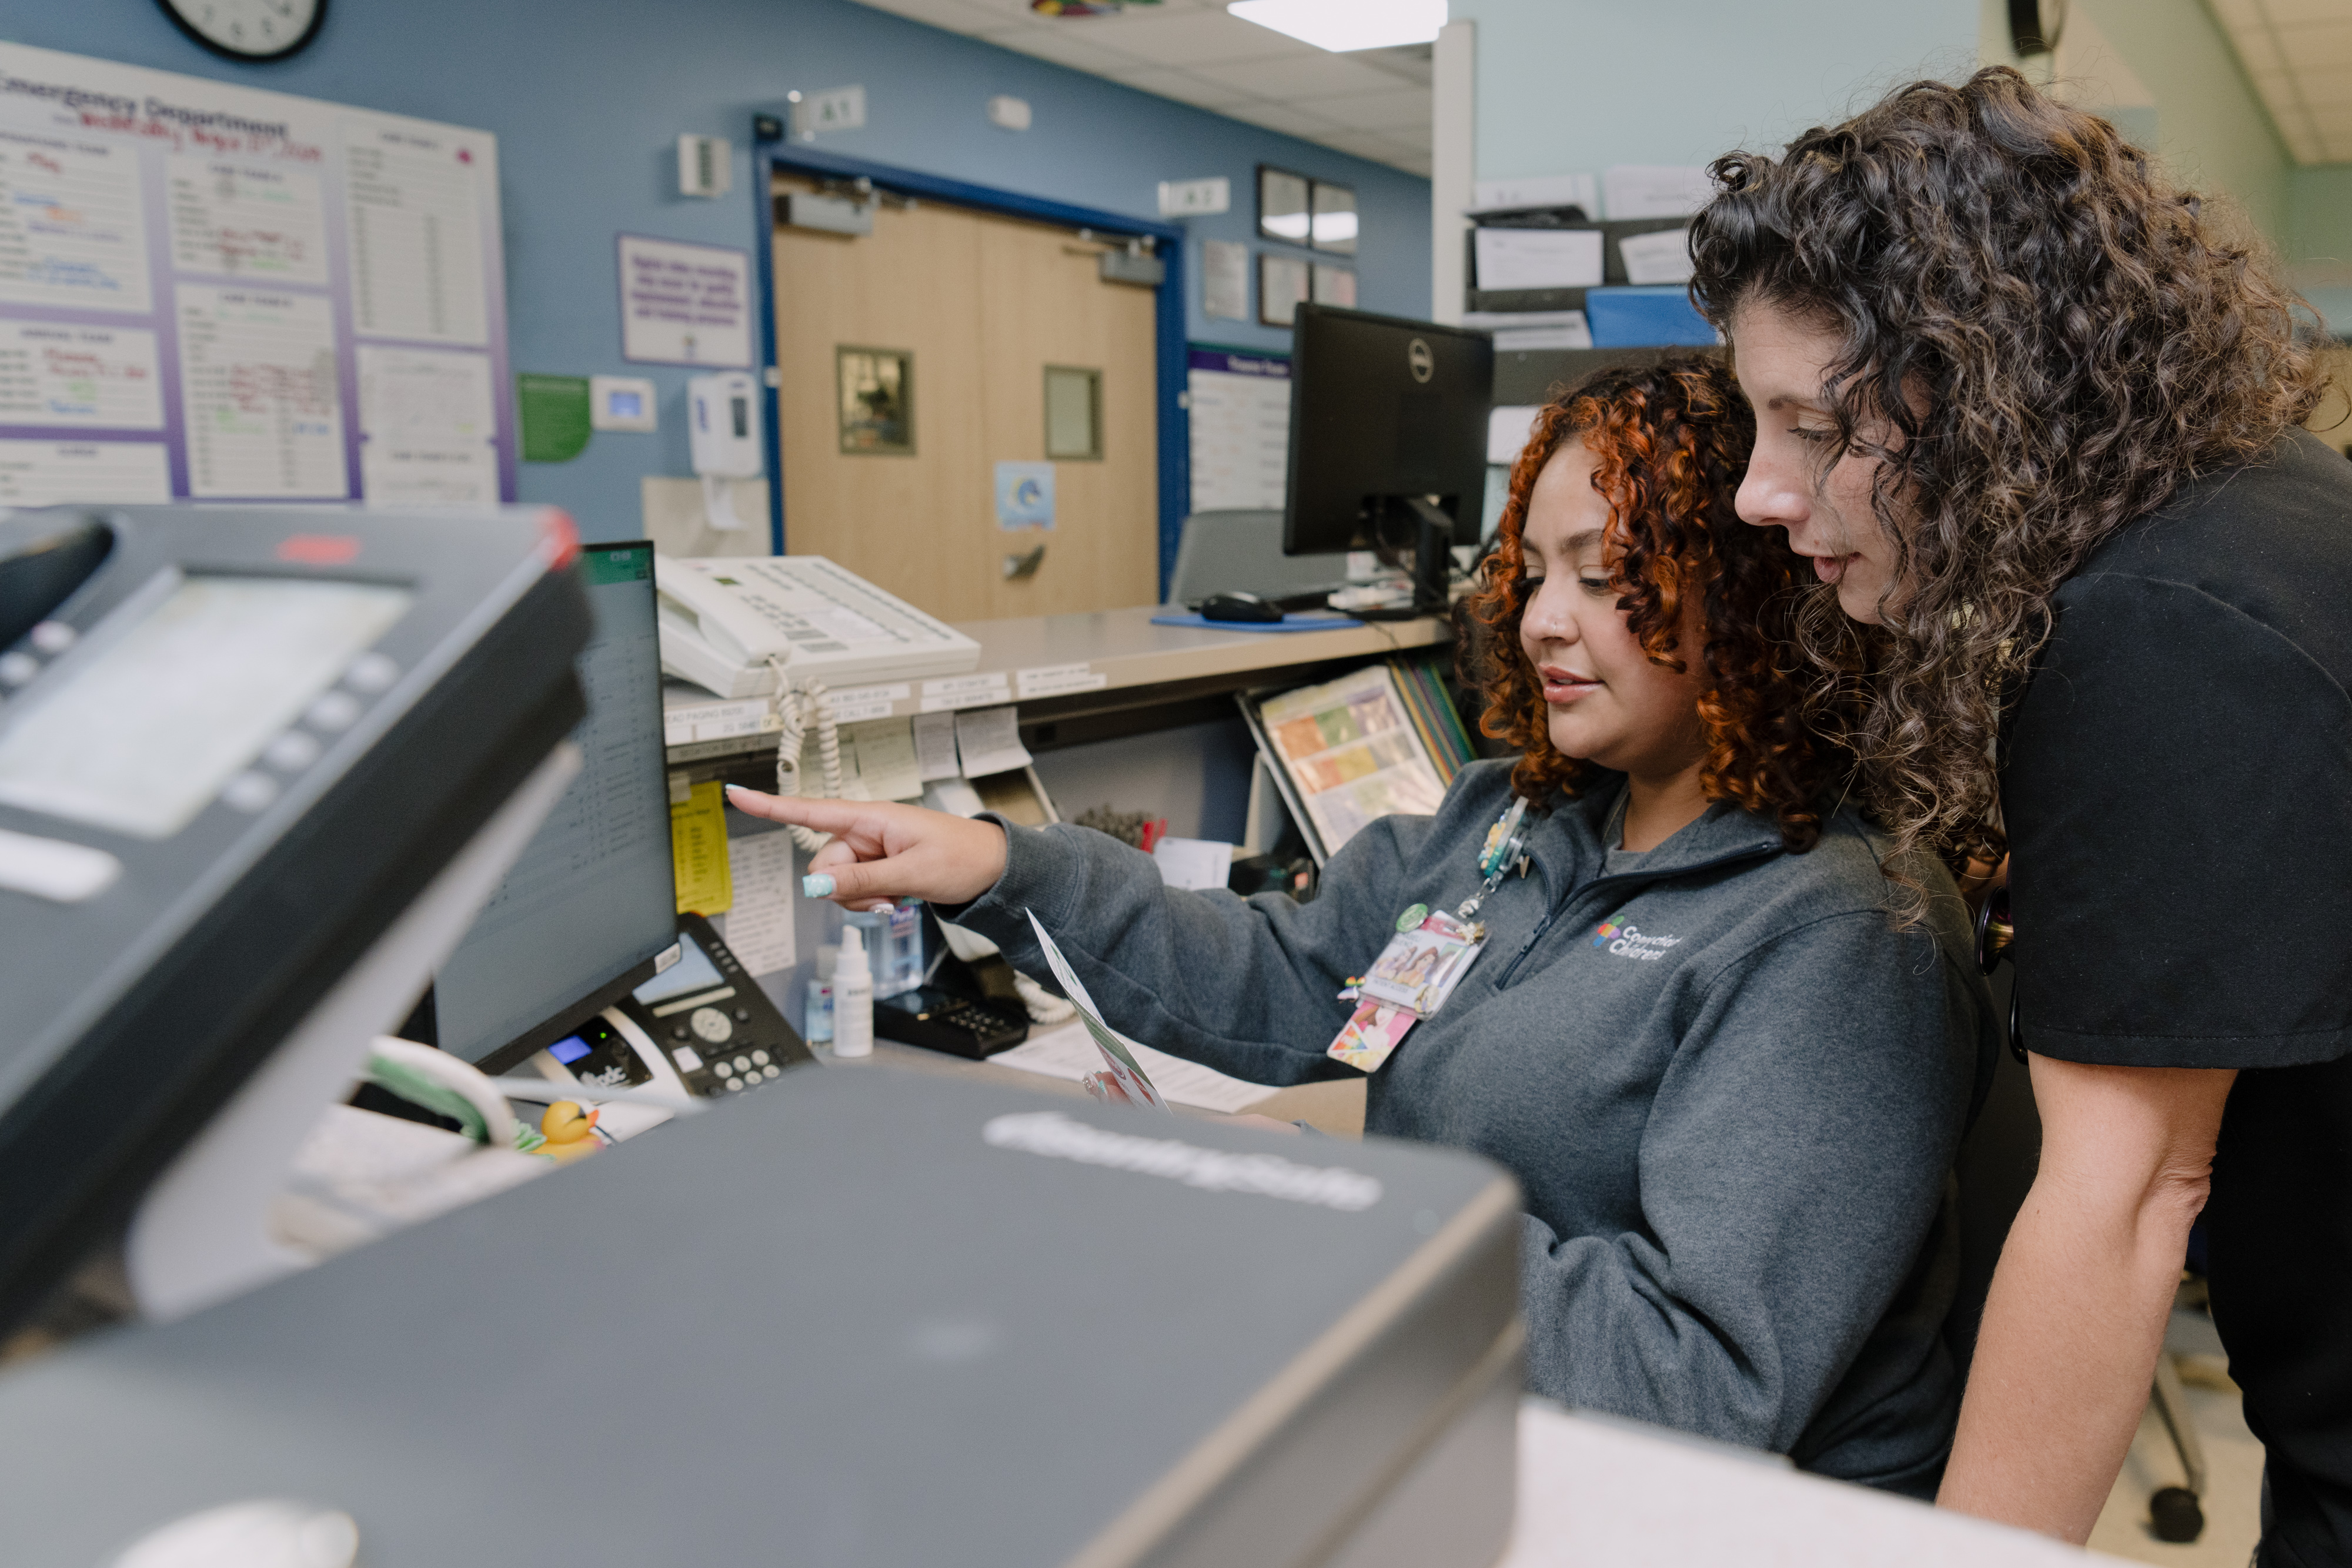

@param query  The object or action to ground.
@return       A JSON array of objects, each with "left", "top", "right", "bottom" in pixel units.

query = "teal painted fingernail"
[{"left": 803, "top": 874, "right": 835, "bottom": 897}]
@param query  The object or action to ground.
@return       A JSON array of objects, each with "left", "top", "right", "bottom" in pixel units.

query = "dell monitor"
[
  {"left": 1284, "top": 303, "right": 1494, "bottom": 616},
  {"left": 426, "top": 541, "right": 679, "bottom": 1074}
]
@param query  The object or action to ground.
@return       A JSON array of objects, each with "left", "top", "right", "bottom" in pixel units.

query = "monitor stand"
[{"left": 1351, "top": 496, "right": 1455, "bottom": 621}]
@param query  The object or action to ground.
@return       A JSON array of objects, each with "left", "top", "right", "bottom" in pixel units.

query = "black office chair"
[{"left": 1964, "top": 891, "right": 2208, "bottom": 1544}]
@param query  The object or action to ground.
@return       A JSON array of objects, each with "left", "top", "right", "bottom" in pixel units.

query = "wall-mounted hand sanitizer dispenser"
[{"left": 689, "top": 373, "right": 762, "bottom": 480}]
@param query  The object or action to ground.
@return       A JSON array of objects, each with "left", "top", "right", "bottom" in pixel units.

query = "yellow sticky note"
[{"left": 670, "top": 780, "right": 733, "bottom": 914}]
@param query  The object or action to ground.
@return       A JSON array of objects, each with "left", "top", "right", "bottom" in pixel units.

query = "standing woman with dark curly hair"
[
  {"left": 1689, "top": 66, "right": 2348, "bottom": 1556},
  {"left": 727, "top": 354, "right": 1997, "bottom": 1492}
]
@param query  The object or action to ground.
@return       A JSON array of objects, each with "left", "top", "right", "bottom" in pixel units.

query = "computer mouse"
[{"left": 1200, "top": 591, "right": 1284, "bottom": 624}]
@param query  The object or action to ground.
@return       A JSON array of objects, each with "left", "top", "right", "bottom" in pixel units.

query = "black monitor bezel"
[{"left": 1281, "top": 302, "right": 1494, "bottom": 561}]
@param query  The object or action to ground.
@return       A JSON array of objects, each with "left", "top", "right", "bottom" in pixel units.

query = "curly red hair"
[{"left": 1463, "top": 353, "right": 1842, "bottom": 850}]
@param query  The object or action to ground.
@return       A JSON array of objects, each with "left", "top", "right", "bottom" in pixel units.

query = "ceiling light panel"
[{"left": 1227, "top": 0, "right": 1445, "bottom": 54}]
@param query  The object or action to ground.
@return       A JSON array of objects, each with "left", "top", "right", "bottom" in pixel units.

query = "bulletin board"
[{"left": 0, "top": 42, "right": 514, "bottom": 508}]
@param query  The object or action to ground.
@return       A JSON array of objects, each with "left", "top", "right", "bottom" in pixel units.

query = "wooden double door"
[{"left": 770, "top": 173, "right": 1158, "bottom": 623}]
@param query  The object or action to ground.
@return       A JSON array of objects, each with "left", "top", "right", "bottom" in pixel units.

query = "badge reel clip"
[
  {"left": 1326, "top": 798, "right": 1531, "bottom": 1074},
  {"left": 1973, "top": 883, "right": 2025, "bottom": 1064}
]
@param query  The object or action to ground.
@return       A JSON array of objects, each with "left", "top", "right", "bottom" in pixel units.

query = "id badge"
[
  {"left": 1357, "top": 911, "right": 1487, "bottom": 1017},
  {"left": 1328, "top": 999, "right": 1416, "bottom": 1073}
]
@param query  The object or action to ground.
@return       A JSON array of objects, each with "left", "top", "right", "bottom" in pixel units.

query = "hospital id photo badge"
[
  {"left": 1326, "top": 910, "right": 1488, "bottom": 1074},
  {"left": 1358, "top": 910, "right": 1486, "bottom": 1015}
]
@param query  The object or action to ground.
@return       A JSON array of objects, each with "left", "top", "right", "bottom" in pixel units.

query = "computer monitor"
[
  {"left": 1283, "top": 303, "right": 1494, "bottom": 616},
  {"left": 427, "top": 541, "right": 678, "bottom": 1074}
]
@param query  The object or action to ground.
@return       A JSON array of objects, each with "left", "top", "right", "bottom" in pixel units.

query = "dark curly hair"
[
  {"left": 1464, "top": 353, "right": 1843, "bottom": 851},
  {"left": 1688, "top": 67, "right": 2324, "bottom": 912}
]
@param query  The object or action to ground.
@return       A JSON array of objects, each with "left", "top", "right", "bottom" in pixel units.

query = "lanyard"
[{"left": 1329, "top": 797, "right": 1530, "bottom": 1072}]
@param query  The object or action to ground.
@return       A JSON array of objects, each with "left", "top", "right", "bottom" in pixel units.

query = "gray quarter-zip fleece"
[{"left": 944, "top": 758, "right": 1996, "bottom": 1494}]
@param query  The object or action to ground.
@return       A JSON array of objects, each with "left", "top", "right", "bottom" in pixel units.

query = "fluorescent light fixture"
[{"left": 1227, "top": 0, "right": 1445, "bottom": 53}]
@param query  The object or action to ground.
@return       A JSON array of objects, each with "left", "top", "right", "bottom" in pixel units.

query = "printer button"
[
  {"left": 28, "top": 621, "right": 74, "bottom": 654},
  {"left": 306, "top": 691, "right": 362, "bottom": 731},
  {"left": 263, "top": 732, "right": 320, "bottom": 772},
  {"left": 0, "top": 651, "right": 36, "bottom": 688},
  {"left": 221, "top": 772, "right": 278, "bottom": 813},
  {"left": 344, "top": 652, "right": 398, "bottom": 693},
  {"left": 0, "top": 828, "right": 121, "bottom": 903}
]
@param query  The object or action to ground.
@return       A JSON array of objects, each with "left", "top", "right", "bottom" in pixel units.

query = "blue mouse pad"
[{"left": 1151, "top": 610, "right": 1363, "bottom": 633}]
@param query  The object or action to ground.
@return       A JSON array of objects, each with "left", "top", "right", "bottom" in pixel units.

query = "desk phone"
[{"left": 613, "top": 912, "right": 811, "bottom": 1095}]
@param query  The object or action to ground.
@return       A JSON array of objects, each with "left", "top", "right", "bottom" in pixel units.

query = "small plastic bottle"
[{"left": 831, "top": 925, "right": 874, "bottom": 1059}]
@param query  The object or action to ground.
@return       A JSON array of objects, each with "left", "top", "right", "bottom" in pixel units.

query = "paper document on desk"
[
  {"left": 990, "top": 1021, "right": 1269, "bottom": 1115},
  {"left": 1025, "top": 909, "right": 1171, "bottom": 1115}
]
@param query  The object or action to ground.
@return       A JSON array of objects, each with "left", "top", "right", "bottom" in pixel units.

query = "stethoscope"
[{"left": 1973, "top": 884, "right": 2027, "bottom": 1064}]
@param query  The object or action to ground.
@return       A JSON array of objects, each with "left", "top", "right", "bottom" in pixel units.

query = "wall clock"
[{"left": 156, "top": 0, "right": 327, "bottom": 62}]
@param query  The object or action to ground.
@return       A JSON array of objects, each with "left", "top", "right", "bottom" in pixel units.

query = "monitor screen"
[
  {"left": 430, "top": 543, "right": 675, "bottom": 1066},
  {"left": 1282, "top": 305, "right": 1493, "bottom": 558}
]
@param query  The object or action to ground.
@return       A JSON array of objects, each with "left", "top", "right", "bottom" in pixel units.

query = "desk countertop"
[{"left": 663, "top": 604, "right": 1451, "bottom": 755}]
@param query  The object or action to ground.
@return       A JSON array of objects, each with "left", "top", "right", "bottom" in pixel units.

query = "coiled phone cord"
[{"left": 767, "top": 656, "right": 844, "bottom": 855}]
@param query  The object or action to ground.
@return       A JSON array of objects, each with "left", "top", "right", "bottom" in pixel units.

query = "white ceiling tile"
[
  {"left": 1351, "top": 44, "right": 1435, "bottom": 86},
  {"left": 2291, "top": 69, "right": 2352, "bottom": 106},
  {"left": 1104, "top": 65, "right": 1256, "bottom": 109},
  {"left": 1309, "top": 130, "right": 1414, "bottom": 163},
  {"left": 2269, "top": 20, "right": 2352, "bottom": 63},
  {"left": 1195, "top": 51, "right": 1408, "bottom": 99},
  {"left": 1071, "top": 8, "right": 1322, "bottom": 67},
  {"left": 2254, "top": 0, "right": 2352, "bottom": 25},
  {"left": 1299, "top": 87, "right": 1429, "bottom": 131},
  {"left": 2233, "top": 26, "right": 2288, "bottom": 72},
  {"left": 983, "top": 25, "right": 1153, "bottom": 72},
  {"left": 1214, "top": 99, "right": 1349, "bottom": 139}
]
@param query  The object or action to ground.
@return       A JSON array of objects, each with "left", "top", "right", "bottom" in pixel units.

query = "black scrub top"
[{"left": 2003, "top": 427, "right": 2352, "bottom": 1568}]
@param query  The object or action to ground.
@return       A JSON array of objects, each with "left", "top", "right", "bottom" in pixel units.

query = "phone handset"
[{"left": 766, "top": 656, "right": 842, "bottom": 854}]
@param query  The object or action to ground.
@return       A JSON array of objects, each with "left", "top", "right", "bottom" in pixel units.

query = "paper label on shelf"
[
  {"left": 1474, "top": 229, "right": 1602, "bottom": 292},
  {"left": 913, "top": 711, "right": 961, "bottom": 781},
  {"left": 669, "top": 779, "right": 733, "bottom": 915},
  {"left": 953, "top": 704, "right": 1031, "bottom": 777},
  {"left": 920, "top": 671, "right": 1012, "bottom": 713},
  {"left": 821, "top": 681, "right": 909, "bottom": 723},
  {"left": 666, "top": 697, "right": 773, "bottom": 746},
  {"left": 1015, "top": 663, "right": 1107, "bottom": 700},
  {"left": 1616, "top": 228, "right": 1694, "bottom": 286},
  {"left": 844, "top": 717, "right": 923, "bottom": 801},
  {"left": 718, "top": 830, "right": 796, "bottom": 976}
]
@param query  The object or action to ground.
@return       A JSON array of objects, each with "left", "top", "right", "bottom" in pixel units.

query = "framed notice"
[
  {"left": 0, "top": 41, "right": 514, "bottom": 506},
  {"left": 618, "top": 235, "right": 751, "bottom": 368}
]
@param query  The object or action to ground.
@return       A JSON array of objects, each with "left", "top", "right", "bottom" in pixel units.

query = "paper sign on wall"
[
  {"left": 994, "top": 460, "right": 1055, "bottom": 529},
  {"left": 0, "top": 41, "right": 514, "bottom": 505},
  {"left": 619, "top": 234, "right": 752, "bottom": 368}
]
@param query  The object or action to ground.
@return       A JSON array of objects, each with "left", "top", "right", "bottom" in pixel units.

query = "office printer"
[{"left": 0, "top": 506, "right": 1524, "bottom": 1568}]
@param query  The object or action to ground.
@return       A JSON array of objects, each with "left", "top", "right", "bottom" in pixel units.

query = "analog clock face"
[{"left": 157, "top": 0, "right": 327, "bottom": 61}]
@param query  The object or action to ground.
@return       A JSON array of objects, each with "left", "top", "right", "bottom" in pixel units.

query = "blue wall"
[{"left": 0, "top": 0, "right": 1429, "bottom": 541}]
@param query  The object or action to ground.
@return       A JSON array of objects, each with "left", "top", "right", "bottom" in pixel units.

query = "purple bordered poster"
[{"left": 0, "top": 42, "right": 515, "bottom": 507}]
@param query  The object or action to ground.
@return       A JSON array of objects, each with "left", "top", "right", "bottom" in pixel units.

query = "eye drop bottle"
[{"left": 831, "top": 925, "right": 874, "bottom": 1059}]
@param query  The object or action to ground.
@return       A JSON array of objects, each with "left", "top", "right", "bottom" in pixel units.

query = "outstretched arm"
[{"left": 1939, "top": 1056, "right": 2234, "bottom": 1540}]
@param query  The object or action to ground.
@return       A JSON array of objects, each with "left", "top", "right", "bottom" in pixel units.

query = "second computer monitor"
[
  {"left": 1282, "top": 303, "right": 1492, "bottom": 562},
  {"left": 428, "top": 541, "right": 678, "bottom": 1074}
]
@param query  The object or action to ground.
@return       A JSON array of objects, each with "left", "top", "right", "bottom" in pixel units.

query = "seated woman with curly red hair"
[{"left": 729, "top": 355, "right": 1994, "bottom": 1495}]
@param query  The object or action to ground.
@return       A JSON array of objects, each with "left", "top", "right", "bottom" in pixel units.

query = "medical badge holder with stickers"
[{"left": 1329, "top": 798, "right": 1531, "bottom": 1072}]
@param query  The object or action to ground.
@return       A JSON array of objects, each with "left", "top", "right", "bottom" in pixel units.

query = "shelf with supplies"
[{"left": 662, "top": 603, "right": 1454, "bottom": 771}]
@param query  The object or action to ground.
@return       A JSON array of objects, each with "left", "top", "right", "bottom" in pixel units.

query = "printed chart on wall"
[
  {"left": 0, "top": 43, "right": 512, "bottom": 508},
  {"left": 1186, "top": 348, "right": 1288, "bottom": 513}
]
